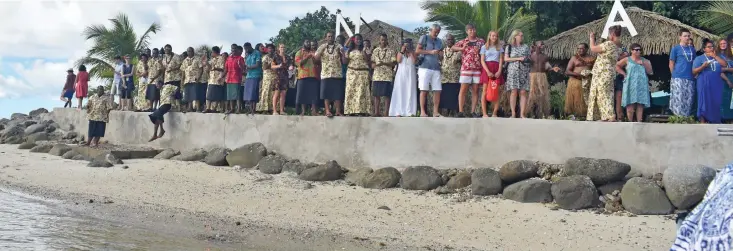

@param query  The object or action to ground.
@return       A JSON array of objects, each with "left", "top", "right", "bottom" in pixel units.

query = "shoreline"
[{"left": 0, "top": 144, "right": 676, "bottom": 250}]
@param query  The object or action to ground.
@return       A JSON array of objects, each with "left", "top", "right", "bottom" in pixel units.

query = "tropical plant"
[
  {"left": 75, "top": 13, "right": 161, "bottom": 87},
  {"left": 421, "top": 0, "right": 536, "bottom": 42},
  {"left": 697, "top": 1, "right": 733, "bottom": 36}
]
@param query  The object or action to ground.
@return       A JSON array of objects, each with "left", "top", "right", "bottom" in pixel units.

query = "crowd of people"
[{"left": 65, "top": 23, "right": 733, "bottom": 143}]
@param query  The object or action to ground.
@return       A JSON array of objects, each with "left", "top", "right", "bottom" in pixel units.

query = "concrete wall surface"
[{"left": 51, "top": 108, "right": 733, "bottom": 176}]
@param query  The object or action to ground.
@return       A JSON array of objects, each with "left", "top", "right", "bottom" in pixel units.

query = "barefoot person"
[
  {"left": 668, "top": 28, "right": 696, "bottom": 117},
  {"left": 84, "top": 86, "right": 113, "bottom": 147},
  {"left": 564, "top": 43, "right": 595, "bottom": 118},
  {"left": 479, "top": 31, "right": 504, "bottom": 118},
  {"left": 205, "top": 46, "right": 226, "bottom": 113},
  {"left": 146, "top": 48, "right": 163, "bottom": 111},
  {"left": 587, "top": 26, "right": 623, "bottom": 121},
  {"left": 504, "top": 30, "right": 530, "bottom": 118},
  {"left": 616, "top": 43, "right": 653, "bottom": 122},
  {"left": 526, "top": 41, "right": 561, "bottom": 119},
  {"left": 135, "top": 53, "right": 149, "bottom": 111},
  {"left": 148, "top": 80, "right": 179, "bottom": 142},
  {"left": 61, "top": 68, "right": 76, "bottom": 108},
  {"left": 75, "top": 65, "right": 89, "bottom": 109},
  {"left": 370, "top": 33, "right": 397, "bottom": 117},
  {"left": 452, "top": 23, "right": 485, "bottom": 117},
  {"left": 315, "top": 31, "right": 346, "bottom": 117},
  {"left": 162, "top": 45, "right": 183, "bottom": 112}
]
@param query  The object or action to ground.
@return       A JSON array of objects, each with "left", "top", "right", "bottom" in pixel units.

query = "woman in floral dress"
[
  {"left": 257, "top": 44, "right": 277, "bottom": 113},
  {"left": 343, "top": 34, "right": 372, "bottom": 116},
  {"left": 587, "top": 26, "right": 622, "bottom": 121},
  {"left": 616, "top": 43, "right": 653, "bottom": 122},
  {"left": 504, "top": 29, "right": 530, "bottom": 118}
]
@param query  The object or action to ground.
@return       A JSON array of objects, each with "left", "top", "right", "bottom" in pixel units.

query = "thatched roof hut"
[
  {"left": 320, "top": 20, "right": 417, "bottom": 52},
  {"left": 545, "top": 7, "right": 719, "bottom": 59}
]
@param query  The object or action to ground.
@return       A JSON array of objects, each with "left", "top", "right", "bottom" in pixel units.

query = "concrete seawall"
[{"left": 51, "top": 108, "right": 732, "bottom": 175}]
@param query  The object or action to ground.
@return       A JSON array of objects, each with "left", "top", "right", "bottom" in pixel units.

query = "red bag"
[{"left": 485, "top": 79, "right": 500, "bottom": 102}]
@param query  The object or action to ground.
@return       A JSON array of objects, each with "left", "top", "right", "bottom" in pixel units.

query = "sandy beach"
[{"left": 0, "top": 144, "right": 677, "bottom": 250}]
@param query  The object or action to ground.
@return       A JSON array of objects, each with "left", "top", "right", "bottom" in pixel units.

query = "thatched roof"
[
  {"left": 545, "top": 7, "right": 719, "bottom": 59},
  {"left": 319, "top": 20, "right": 417, "bottom": 52}
]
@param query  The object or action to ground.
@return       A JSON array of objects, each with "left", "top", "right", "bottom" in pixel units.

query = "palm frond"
[
  {"left": 421, "top": 0, "right": 536, "bottom": 41},
  {"left": 75, "top": 56, "right": 114, "bottom": 80},
  {"left": 136, "top": 22, "right": 161, "bottom": 51},
  {"left": 697, "top": 1, "right": 733, "bottom": 36}
]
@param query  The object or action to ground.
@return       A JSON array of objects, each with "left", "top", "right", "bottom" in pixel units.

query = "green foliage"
[
  {"left": 269, "top": 6, "right": 353, "bottom": 55},
  {"left": 668, "top": 115, "right": 697, "bottom": 124},
  {"left": 697, "top": 1, "right": 733, "bottom": 36},
  {"left": 413, "top": 26, "right": 430, "bottom": 37},
  {"left": 549, "top": 86, "right": 565, "bottom": 119},
  {"left": 76, "top": 12, "right": 160, "bottom": 85},
  {"left": 421, "top": 0, "right": 537, "bottom": 42}
]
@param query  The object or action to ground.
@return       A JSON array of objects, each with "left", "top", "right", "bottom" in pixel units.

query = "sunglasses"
[{"left": 631, "top": 48, "right": 641, "bottom": 51}]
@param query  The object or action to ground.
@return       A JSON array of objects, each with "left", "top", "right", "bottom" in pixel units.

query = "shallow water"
[{"left": 0, "top": 189, "right": 240, "bottom": 251}]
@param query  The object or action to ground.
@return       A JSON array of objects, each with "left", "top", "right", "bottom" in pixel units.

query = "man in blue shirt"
[
  {"left": 668, "top": 28, "right": 696, "bottom": 117},
  {"left": 415, "top": 24, "right": 444, "bottom": 117},
  {"left": 243, "top": 42, "right": 262, "bottom": 115}
]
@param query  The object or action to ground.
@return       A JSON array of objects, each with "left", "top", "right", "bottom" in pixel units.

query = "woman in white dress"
[{"left": 389, "top": 39, "right": 417, "bottom": 117}]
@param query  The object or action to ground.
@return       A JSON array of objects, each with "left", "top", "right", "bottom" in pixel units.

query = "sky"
[{"left": 0, "top": 0, "right": 434, "bottom": 119}]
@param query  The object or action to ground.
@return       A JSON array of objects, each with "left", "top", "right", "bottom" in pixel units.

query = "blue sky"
[{"left": 0, "top": 1, "right": 430, "bottom": 119}]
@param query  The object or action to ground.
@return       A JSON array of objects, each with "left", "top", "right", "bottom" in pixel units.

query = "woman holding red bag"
[{"left": 479, "top": 31, "right": 504, "bottom": 118}]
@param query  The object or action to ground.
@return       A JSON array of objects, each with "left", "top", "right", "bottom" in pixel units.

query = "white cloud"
[{"left": 0, "top": 0, "right": 428, "bottom": 102}]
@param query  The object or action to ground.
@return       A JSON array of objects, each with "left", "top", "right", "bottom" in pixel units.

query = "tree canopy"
[
  {"left": 269, "top": 6, "right": 353, "bottom": 54},
  {"left": 421, "top": 0, "right": 537, "bottom": 42}
]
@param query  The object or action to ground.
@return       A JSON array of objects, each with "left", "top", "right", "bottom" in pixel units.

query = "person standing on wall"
[
  {"left": 415, "top": 23, "right": 444, "bottom": 117},
  {"left": 370, "top": 33, "right": 397, "bottom": 117},
  {"left": 526, "top": 41, "right": 561, "bottom": 119},
  {"left": 668, "top": 28, "right": 696, "bottom": 118},
  {"left": 181, "top": 47, "right": 202, "bottom": 113},
  {"left": 693, "top": 38, "right": 728, "bottom": 124},
  {"left": 61, "top": 68, "right": 76, "bottom": 108},
  {"left": 223, "top": 45, "right": 246, "bottom": 114},
  {"left": 162, "top": 44, "right": 183, "bottom": 112},
  {"left": 198, "top": 50, "right": 210, "bottom": 112},
  {"left": 135, "top": 53, "right": 149, "bottom": 112},
  {"left": 146, "top": 48, "right": 163, "bottom": 112},
  {"left": 112, "top": 56, "right": 123, "bottom": 110},
  {"left": 479, "top": 31, "right": 504, "bottom": 118},
  {"left": 587, "top": 26, "right": 622, "bottom": 122},
  {"left": 243, "top": 42, "right": 263, "bottom": 115},
  {"left": 315, "top": 31, "right": 346, "bottom": 117},
  {"left": 205, "top": 46, "right": 226, "bottom": 113},
  {"left": 564, "top": 43, "right": 595, "bottom": 119},
  {"left": 452, "top": 23, "right": 485, "bottom": 118},
  {"left": 295, "top": 39, "right": 320, "bottom": 116},
  {"left": 120, "top": 56, "right": 135, "bottom": 111},
  {"left": 84, "top": 86, "right": 113, "bottom": 147},
  {"left": 342, "top": 34, "right": 372, "bottom": 116},
  {"left": 439, "top": 34, "right": 462, "bottom": 116},
  {"left": 504, "top": 30, "right": 530, "bottom": 118},
  {"left": 616, "top": 43, "right": 653, "bottom": 122}
]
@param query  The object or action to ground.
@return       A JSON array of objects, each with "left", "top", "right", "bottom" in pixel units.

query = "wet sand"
[{"left": 0, "top": 144, "right": 677, "bottom": 250}]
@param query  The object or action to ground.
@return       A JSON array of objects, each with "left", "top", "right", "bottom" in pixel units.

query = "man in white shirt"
[{"left": 112, "top": 56, "right": 123, "bottom": 110}]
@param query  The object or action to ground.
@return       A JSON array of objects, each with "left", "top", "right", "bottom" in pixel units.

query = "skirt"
[
  {"left": 145, "top": 84, "right": 160, "bottom": 101},
  {"left": 243, "top": 78, "right": 262, "bottom": 102},
  {"left": 87, "top": 120, "right": 106, "bottom": 138},
  {"left": 183, "top": 83, "right": 198, "bottom": 102},
  {"left": 527, "top": 72, "right": 551, "bottom": 118},
  {"left": 670, "top": 78, "right": 696, "bottom": 117},
  {"left": 225, "top": 84, "right": 241, "bottom": 101},
  {"left": 196, "top": 83, "right": 207, "bottom": 102},
  {"left": 296, "top": 78, "right": 320, "bottom": 105},
  {"left": 206, "top": 85, "right": 225, "bottom": 101},
  {"left": 372, "top": 81, "right": 393, "bottom": 97},
  {"left": 564, "top": 77, "right": 587, "bottom": 117},
  {"left": 273, "top": 78, "right": 288, "bottom": 91},
  {"left": 149, "top": 104, "right": 172, "bottom": 123},
  {"left": 320, "top": 78, "right": 345, "bottom": 100},
  {"left": 480, "top": 61, "right": 505, "bottom": 85},
  {"left": 439, "top": 83, "right": 460, "bottom": 110},
  {"left": 75, "top": 81, "right": 88, "bottom": 98}
]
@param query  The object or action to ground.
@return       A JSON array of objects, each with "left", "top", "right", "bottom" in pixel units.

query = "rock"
[
  {"left": 61, "top": 150, "right": 78, "bottom": 159},
  {"left": 435, "top": 186, "right": 456, "bottom": 194},
  {"left": 663, "top": 165, "right": 717, "bottom": 210},
  {"left": 29, "top": 144, "right": 54, "bottom": 153},
  {"left": 377, "top": 206, "right": 391, "bottom": 210},
  {"left": 154, "top": 148, "right": 180, "bottom": 159},
  {"left": 3, "top": 136, "right": 24, "bottom": 144},
  {"left": 87, "top": 159, "right": 113, "bottom": 168},
  {"left": 257, "top": 155, "right": 287, "bottom": 174},
  {"left": 29, "top": 108, "right": 49, "bottom": 118},
  {"left": 171, "top": 148, "right": 207, "bottom": 161},
  {"left": 446, "top": 171, "right": 472, "bottom": 189},
  {"left": 104, "top": 153, "right": 123, "bottom": 164},
  {"left": 298, "top": 160, "right": 344, "bottom": 181},
  {"left": 400, "top": 166, "right": 444, "bottom": 191},
  {"left": 44, "top": 124, "right": 58, "bottom": 133},
  {"left": 226, "top": 142, "right": 267, "bottom": 168},
  {"left": 22, "top": 120, "right": 37, "bottom": 127},
  {"left": 621, "top": 177, "right": 674, "bottom": 215},
  {"left": 499, "top": 160, "right": 539, "bottom": 183},
  {"left": 471, "top": 168, "right": 503, "bottom": 195},
  {"left": 551, "top": 175, "right": 598, "bottom": 210},
  {"left": 598, "top": 181, "right": 626, "bottom": 196},
  {"left": 562, "top": 157, "right": 631, "bottom": 186},
  {"left": 71, "top": 154, "right": 87, "bottom": 161},
  {"left": 1, "top": 124, "right": 25, "bottom": 140},
  {"left": 24, "top": 124, "right": 46, "bottom": 135},
  {"left": 48, "top": 144, "right": 72, "bottom": 156},
  {"left": 25, "top": 132, "right": 49, "bottom": 143},
  {"left": 538, "top": 162, "right": 562, "bottom": 180},
  {"left": 503, "top": 179, "right": 553, "bottom": 203},
  {"left": 10, "top": 113, "right": 28, "bottom": 120},
  {"left": 345, "top": 168, "right": 373, "bottom": 186},
  {"left": 204, "top": 147, "right": 230, "bottom": 166},
  {"left": 283, "top": 160, "right": 309, "bottom": 175},
  {"left": 17, "top": 142, "right": 36, "bottom": 150},
  {"left": 362, "top": 167, "right": 401, "bottom": 189},
  {"left": 62, "top": 131, "right": 78, "bottom": 140}
]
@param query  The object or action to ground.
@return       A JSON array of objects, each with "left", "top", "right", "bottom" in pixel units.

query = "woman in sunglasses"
[{"left": 615, "top": 44, "right": 653, "bottom": 122}]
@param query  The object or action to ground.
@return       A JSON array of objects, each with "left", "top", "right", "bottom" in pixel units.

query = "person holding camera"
[
  {"left": 415, "top": 24, "right": 444, "bottom": 117},
  {"left": 389, "top": 38, "right": 418, "bottom": 117},
  {"left": 452, "top": 23, "right": 485, "bottom": 118}
]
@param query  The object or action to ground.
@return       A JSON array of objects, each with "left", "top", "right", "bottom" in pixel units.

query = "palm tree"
[
  {"left": 75, "top": 13, "right": 161, "bottom": 86},
  {"left": 421, "top": 0, "right": 536, "bottom": 42},
  {"left": 697, "top": 1, "right": 733, "bottom": 36}
]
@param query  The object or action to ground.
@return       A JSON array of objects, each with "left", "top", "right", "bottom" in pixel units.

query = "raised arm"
[{"left": 588, "top": 33, "right": 604, "bottom": 53}]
